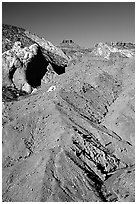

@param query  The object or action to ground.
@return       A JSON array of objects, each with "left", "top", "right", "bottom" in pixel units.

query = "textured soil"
[{"left": 2, "top": 49, "right": 135, "bottom": 202}]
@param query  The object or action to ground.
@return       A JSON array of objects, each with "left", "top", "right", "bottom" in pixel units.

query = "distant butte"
[{"left": 59, "top": 39, "right": 81, "bottom": 49}]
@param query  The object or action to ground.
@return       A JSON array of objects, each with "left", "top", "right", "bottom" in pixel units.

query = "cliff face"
[{"left": 2, "top": 25, "right": 135, "bottom": 202}]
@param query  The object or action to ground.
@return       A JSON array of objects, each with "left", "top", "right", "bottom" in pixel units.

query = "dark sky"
[{"left": 2, "top": 2, "right": 135, "bottom": 48}]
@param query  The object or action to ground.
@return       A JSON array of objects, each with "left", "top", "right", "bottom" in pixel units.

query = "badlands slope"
[{"left": 2, "top": 24, "right": 135, "bottom": 202}]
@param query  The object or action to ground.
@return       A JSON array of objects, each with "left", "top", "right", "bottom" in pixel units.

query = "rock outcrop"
[
  {"left": 93, "top": 42, "right": 135, "bottom": 60},
  {"left": 2, "top": 42, "right": 40, "bottom": 91},
  {"left": 24, "top": 30, "right": 69, "bottom": 67},
  {"left": 2, "top": 24, "right": 69, "bottom": 97},
  {"left": 3, "top": 24, "right": 69, "bottom": 66}
]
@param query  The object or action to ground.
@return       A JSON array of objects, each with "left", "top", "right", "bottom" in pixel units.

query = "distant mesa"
[
  {"left": 62, "top": 40, "right": 74, "bottom": 44},
  {"left": 58, "top": 39, "right": 94, "bottom": 63},
  {"left": 59, "top": 39, "right": 81, "bottom": 48}
]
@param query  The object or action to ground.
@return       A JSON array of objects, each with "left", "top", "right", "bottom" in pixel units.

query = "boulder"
[
  {"left": 22, "top": 82, "right": 32, "bottom": 93},
  {"left": 12, "top": 68, "right": 30, "bottom": 93},
  {"left": 2, "top": 42, "right": 43, "bottom": 93}
]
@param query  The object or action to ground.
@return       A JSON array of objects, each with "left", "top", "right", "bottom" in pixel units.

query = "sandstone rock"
[
  {"left": 3, "top": 24, "right": 69, "bottom": 97},
  {"left": 93, "top": 42, "right": 135, "bottom": 59},
  {"left": 3, "top": 24, "right": 69, "bottom": 68},
  {"left": 21, "top": 82, "right": 32, "bottom": 93},
  {"left": 24, "top": 30, "right": 69, "bottom": 67},
  {"left": 47, "top": 86, "right": 56, "bottom": 92},
  {"left": 12, "top": 68, "right": 26, "bottom": 91},
  {"left": 31, "top": 88, "right": 37, "bottom": 94},
  {"left": 2, "top": 24, "right": 35, "bottom": 52},
  {"left": 2, "top": 42, "right": 42, "bottom": 92}
]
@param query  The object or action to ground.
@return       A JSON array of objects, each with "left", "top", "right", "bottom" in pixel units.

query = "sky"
[{"left": 2, "top": 2, "right": 135, "bottom": 48}]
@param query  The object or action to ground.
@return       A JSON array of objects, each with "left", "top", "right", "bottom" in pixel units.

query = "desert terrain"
[{"left": 2, "top": 24, "right": 135, "bottom": 202}]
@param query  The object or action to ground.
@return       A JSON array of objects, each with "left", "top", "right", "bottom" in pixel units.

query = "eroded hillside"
[{"left": 2, "top": 24, "right": 135, "bottom": 202}]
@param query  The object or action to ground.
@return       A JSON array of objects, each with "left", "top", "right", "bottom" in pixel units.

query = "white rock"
[
  {"left": 24, "top": 52, "right": 29, "bottom": 60},
  {"left": 47, "top": 85, "right": 56, "bottom": 92},
  {"left": 31, "top": 88, "right": 37, "bottom": 94},
  {"left": 22, "top": 82, "right": 32, "bottom": 93}
]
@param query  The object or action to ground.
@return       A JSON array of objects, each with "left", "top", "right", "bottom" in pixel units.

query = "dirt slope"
[{"left": 2, "top": 25, "right": 135, "bottom": 202}]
